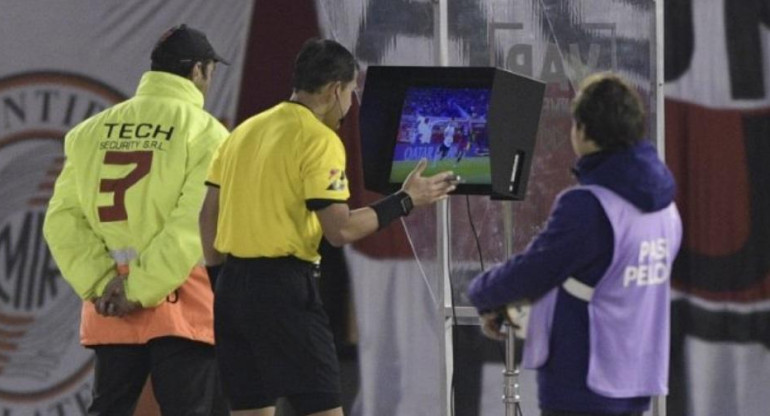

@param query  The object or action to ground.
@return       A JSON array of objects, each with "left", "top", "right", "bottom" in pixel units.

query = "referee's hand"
[{"left": 402, "top": 158, "right": 459, "bottom": 207}]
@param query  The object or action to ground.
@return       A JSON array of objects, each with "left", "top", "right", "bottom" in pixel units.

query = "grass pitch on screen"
[{"left": 390, "top": 157, "right": 491, "bottom": 184}]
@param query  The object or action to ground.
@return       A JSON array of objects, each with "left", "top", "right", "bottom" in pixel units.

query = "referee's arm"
[
  {"left": 316, "top": 159, "right": 458, "bottom": 247},
  {"left": 200, "top": 185, "right": 225, "bottom": 267},
  {"left": 316, "top": 203, "right": 380, "bottom": 247}
]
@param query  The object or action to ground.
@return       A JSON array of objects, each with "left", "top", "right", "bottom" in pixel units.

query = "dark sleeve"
[
  {"left": 467, "top": 189, "right": 613, "bottom": 311},
  {"left": 306, "top": 198, "right": 345, "bottom": 211}
]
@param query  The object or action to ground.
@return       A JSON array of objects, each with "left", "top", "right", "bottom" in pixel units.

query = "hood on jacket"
[{"left": 574, "top": 140, "right": 676, "bottom": 212}]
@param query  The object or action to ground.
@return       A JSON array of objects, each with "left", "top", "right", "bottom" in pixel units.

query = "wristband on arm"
[
  {"left": 370, "top": 191, "right": 414, "bottom": 230},
  {"left": 205, "top": 264, "right": 223, "bottom": 292}
]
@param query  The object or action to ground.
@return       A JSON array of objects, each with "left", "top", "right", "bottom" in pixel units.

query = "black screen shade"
[{"left": 360, "top": 66, "right": 545, "bottom": 200}]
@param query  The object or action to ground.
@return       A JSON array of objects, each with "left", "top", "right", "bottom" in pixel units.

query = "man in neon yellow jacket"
[{"left": 43, "top": 25, "right": 229, "bottom": 415}]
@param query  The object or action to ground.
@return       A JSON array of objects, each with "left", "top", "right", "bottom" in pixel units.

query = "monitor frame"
[{"left": 360, "top": 66, "right": 545, "bottom": 200}]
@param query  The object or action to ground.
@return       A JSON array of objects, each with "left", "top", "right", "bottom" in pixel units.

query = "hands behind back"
[{"left": 93, "top": 275, "right": 142, "bottom": 318}]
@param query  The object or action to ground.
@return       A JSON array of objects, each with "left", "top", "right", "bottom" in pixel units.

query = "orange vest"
[{"left": 79, "top": 266, "right": 214, "bottom": 345}]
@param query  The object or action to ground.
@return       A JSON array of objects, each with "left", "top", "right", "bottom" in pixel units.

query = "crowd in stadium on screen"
[{"left": 396, "top": 88, "right": 490, "bottom": 155}]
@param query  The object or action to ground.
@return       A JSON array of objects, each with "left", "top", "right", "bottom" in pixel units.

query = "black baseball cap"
[{"left": 151, "top": 24, "right": 229, "bottom": 66}]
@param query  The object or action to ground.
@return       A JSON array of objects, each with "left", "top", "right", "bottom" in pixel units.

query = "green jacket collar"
[{"left": 135, "top": 71, "right": 204, "bottom": 108}]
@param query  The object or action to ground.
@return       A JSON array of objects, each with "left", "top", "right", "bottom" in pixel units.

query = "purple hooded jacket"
[{"left": 468, "top": 141, "right": 678, "bottom": 414}]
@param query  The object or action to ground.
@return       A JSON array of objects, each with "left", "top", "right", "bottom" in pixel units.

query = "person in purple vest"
[{"left": 467, "top": 72, "right": 683, "bottom": 416}]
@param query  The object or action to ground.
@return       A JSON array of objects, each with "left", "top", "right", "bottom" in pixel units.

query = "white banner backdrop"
[{"left": 0, "top": 2, "right": 251, "bottom": 414}]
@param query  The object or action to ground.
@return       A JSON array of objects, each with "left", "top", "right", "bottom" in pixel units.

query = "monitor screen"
[
  {"left": 361, "top": 66, "right": 545, "bottom": 199},
  {"left": 389, "top": 87, "right": 492, "bottom": 184}
]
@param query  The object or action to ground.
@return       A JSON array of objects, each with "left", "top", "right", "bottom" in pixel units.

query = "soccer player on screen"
[
  {"left": 454, "top": 122, "right": 473, "bottom": 167},
  {"left": 416, "top": 116, "right": 432, "bottom": 144},
  {"left": 435, "top": 119, "right": 456, "bottom": 164}
]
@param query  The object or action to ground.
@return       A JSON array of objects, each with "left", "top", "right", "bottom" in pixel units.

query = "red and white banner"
[{"left": 666, "top": 0, "right": 770, "bottom": 414}]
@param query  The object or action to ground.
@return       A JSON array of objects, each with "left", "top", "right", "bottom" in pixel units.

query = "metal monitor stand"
[
  {"left": 432, "top": 2, "right": 521, "bottom": 413},
  {"left": 436, "top": 199, "right": 520, "bottom": 416},
  {"left": 503, "top": 322, "right": 520, "bottom": 416},
  {"left": 501, "top": 201, "right": 519, "bottom": 416}
]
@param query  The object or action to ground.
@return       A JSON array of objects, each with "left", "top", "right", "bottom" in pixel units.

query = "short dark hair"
[
  {"left": 151, "top": 59, "right": 214, "bottom": 79},
  {"left": 151, "top": 60, "right": 199, "bottom": 78},
  {"left": 292, "top": 39, "right": 359, "bottom": 93},
  {"left": 571, "top": 73, "right": 646, "bottom": 151}
]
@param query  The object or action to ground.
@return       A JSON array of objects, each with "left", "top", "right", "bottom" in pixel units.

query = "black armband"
[
  {"left": 205, "top": 264, "right": 223, "bottom": 292},
  {"left": 370, "top": 191, "right": 413, "bottom": 230}
]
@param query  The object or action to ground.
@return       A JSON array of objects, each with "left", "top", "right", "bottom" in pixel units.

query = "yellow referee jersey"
[{"left": 207, "top": 101, "right": 349, "bottom": 262}]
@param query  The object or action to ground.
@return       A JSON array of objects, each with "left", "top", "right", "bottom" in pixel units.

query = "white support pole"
[
  {"left": 655, "top": 0, "right": 665, "bottom": 160},
  {"left": 432, "top": 1, "right": 451, "bottom": 415},
  {"left": 437, "top": 198, "right": 452, "bottom": 416},
  {"left": 653, "top": 1, "right": 666, "bottom": 415},
  {"left": 433, "top": 0, "right": 449, "bottom": 67}
]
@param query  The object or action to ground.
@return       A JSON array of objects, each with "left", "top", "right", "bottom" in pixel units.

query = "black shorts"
[
  {"left": 214, "top": 255, "right": 341, "bottom": 412},
  {"left": 89, "top": 337, "right": 227, "bottom": 416}
]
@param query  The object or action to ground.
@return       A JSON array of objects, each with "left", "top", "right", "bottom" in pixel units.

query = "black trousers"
[
  {"left": 542, "top": 411, "right": 643, "bottom": 416},
  {"left": 88, "top": 336, "right": 228, "bottom": 416}
]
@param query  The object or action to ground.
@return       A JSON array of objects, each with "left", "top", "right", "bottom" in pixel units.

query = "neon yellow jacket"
[{"left": 44, "top": 71, "right": 228, "bottom": 307}]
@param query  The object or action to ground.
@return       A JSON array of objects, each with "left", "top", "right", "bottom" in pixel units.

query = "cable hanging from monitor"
[
  {"left": 400, "top": 216, "right": 439, "bottom": 308},
  {"left": 465, "top": 195, "right": 485, "bottom": 272}
]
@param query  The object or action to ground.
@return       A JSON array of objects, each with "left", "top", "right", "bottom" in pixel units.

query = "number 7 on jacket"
[{"left": 98, "top": 150, "right": 153, "bottom": 222}]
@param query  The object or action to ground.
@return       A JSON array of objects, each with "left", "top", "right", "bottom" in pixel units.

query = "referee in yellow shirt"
[{"left": 199, "top": 39, "right": 457, "bottom": 416}]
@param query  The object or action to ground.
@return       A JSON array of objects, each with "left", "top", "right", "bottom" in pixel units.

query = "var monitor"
[{"left": 359, "top": 66, "right": 545, "bottom": 200}]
